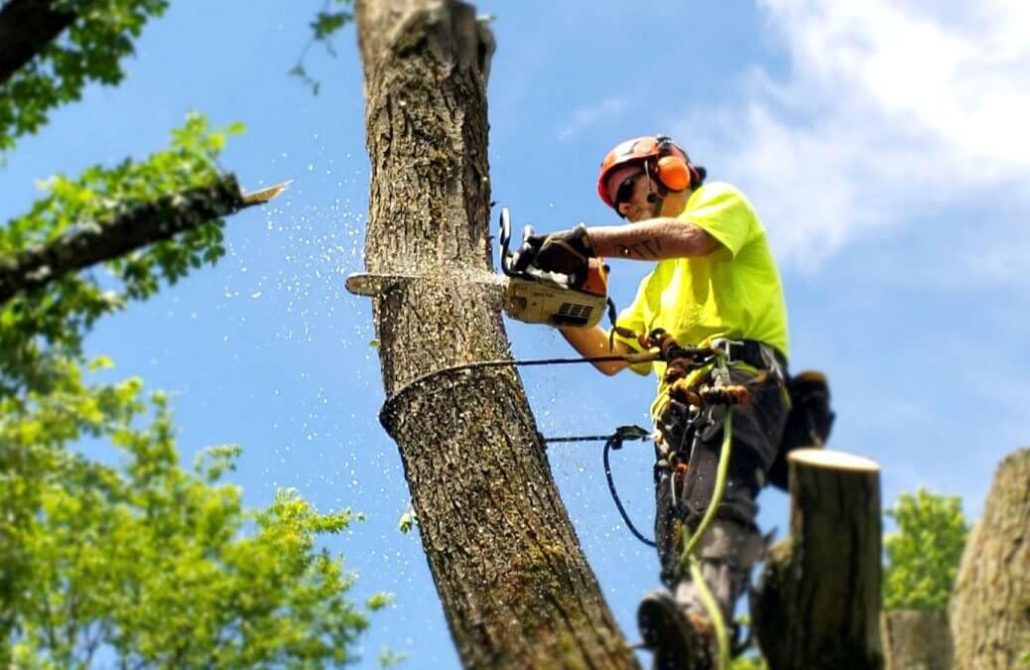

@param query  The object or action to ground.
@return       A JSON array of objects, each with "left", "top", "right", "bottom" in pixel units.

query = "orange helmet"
[{"left": 596, "top": 135, "right": 692, "bottom": 209}]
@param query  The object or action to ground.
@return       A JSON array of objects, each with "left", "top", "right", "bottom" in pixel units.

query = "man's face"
[{"left": 606, "top": 164, "right": 657, "bottom": 222}]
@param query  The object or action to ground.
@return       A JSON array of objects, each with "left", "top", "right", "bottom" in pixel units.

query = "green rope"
[
  {"left": 677, "top": 356, "right": 734, "bottom": 670},
  {"left": 688, "top": 558, "right": 730, "bottom": 669}
]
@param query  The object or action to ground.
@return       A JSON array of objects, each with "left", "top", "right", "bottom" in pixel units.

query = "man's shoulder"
[
  {"left": 692, "top": 181, "right": 752, "bottom": 207},
  {"left": 700, "top": 180, "right": 741, "bottom": 194},
  {"left": 685, "top": 181, "right": 760, "bottom": 225}
]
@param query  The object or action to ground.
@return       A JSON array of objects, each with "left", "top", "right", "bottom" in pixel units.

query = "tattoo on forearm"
[{"left": 619, "top": 238, "right": 663, "bottom": 260}]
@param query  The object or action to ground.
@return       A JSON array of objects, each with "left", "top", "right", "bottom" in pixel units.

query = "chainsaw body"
[{"left": 499, "top": 208, "right": 609, "bottom": 328}]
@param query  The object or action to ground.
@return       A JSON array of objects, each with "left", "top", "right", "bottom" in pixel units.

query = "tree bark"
[
  {"left": 0, "top": 0, "right": 76, "bottom": 85},
  {"left": 949, "top": 447, "right": 1029, "bottom": 670},
  {"left": 0, "top": 176, "right": 279, "bottom": 305},
  {"left": 752, "top": 448, "right": 884, "bottom": 670},
  {"left": 881, "top": 610, "right": 953, "bottom": 670},
  {"left": 354, "top": 1, "right": 637, "bottom": 668}
]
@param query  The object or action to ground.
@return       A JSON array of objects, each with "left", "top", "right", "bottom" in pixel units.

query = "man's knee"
[{"left": 671, "top": 518, "right": 768, "bottom": 622}]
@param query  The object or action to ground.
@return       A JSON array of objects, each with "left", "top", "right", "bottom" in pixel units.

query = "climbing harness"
[{"left": 647, "top": 335, "right": 780, "bottom": 670}]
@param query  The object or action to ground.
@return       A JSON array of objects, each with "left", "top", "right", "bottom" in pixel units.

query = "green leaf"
[
  {"left": 366, "top": 592, "right": 396, "bottom": 611},
  {"left": 311, "top": 11, "right": 351, "bottom": 40}
]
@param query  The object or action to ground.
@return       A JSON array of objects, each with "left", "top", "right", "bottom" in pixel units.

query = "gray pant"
[{"left": 653, "top": 364, "right": 788, "bottom": 621}]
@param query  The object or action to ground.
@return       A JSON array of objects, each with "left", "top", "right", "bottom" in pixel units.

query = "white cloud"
[
  {"left": 557, "top": 97, "right": 628, "bottom": 142},
  {"left": 677, "top": 0, "right": 1030, "bottom": 272}
]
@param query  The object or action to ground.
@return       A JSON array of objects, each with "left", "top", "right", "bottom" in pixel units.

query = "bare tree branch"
[{"left": 0, "top": 0, "right": 76, "bottom": 85}]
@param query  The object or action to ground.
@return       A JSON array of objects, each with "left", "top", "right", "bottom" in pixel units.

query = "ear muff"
[
  {"left": 653, "top": 135, "right": 691, "bottom": 192},
  {"left": 655, "top": 155, "right": 690, "bottom": 191}
]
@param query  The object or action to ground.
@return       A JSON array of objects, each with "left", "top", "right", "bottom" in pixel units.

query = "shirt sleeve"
[
  {"left": 608, "top": 274, "right": 654, "bottom": 376},
  {"left": 678, "top": 183, "right": 754, "bottom": 258}
]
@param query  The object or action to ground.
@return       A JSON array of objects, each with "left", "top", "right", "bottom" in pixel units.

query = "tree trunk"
[
  {"left": 881, "top": 610, "right": 953, "bottom": 670},
  {"left": 752, "top": 448, "right": 884, "bottom": 670},
  {"left": 353, "top": 2, "right": 637, "bottom": 668},
  {"left": 949, "top": 448, "right": 1029, "bottom": 670}
]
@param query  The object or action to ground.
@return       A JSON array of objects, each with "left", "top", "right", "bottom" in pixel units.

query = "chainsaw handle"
[
  {"left": 499, "top": 208, "right": 517, "bottom": 276},
  {"left": 500, "top": 208, "right": 541, "bottom": 276},
  {"left": 512, "top": 224, "right": 540, "bottom": 273}
]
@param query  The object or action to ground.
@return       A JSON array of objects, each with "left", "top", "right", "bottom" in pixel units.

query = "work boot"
[{"left": 637, "top": 590, "right": 715, "bottom": 670}]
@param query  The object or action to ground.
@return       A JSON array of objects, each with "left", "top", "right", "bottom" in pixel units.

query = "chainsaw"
[
  {"left": 345, "top": 208, "right": 613, "bottom": 329},
  {"left": 498, "top": 208, "right": 612, "bottom": 327}
]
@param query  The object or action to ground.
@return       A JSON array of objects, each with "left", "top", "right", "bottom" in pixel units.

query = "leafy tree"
[
  {"left": 883, "top": 488, "right": 969, "bottom": 611},
  {"left": 1, "top": 1, "right": 381, "bottom": 666},
  {"left": 1, "top": 364, "right": 380, "bottom": 668}
]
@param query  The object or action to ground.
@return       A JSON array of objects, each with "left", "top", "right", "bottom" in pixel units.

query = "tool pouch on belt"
[{"left": 768, "top": 370, "right": 835, "bottom": 491}]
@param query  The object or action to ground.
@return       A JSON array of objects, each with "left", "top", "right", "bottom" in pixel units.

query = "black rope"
[
  {"left": 546, "top": 425, "right": 656, "bottom": 548},
  {"left": 603, "top": 432, "right": 657, "bottom": 548},
  {"left": 381, "top": 334, "right": 719, "bottom": 417},
  {"left": 379, "top": 352, "right": 662, "bottom": 430}
]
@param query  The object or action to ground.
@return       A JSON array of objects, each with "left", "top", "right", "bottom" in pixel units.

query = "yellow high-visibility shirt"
[{"left": 612, "top": 181, "right": 789, "bottom": 408}]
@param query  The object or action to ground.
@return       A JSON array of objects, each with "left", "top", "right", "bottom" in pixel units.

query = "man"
[{"left": 523, "top": 135, "right": 790, "bottom": 669}]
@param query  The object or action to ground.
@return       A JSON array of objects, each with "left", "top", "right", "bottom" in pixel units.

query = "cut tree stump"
[
  {"left": 949, "top": 447, "right": 1029, "bottom": 670},
  {"left": 753, "top": 448, "right": 884, "bottom": 670},
  {"left": 881, "top": 610, "right": 952, "bottom": 670}
]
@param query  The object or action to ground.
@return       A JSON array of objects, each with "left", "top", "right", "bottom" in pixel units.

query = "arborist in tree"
[{"left": 520, "top": 135, "right": 791, "bottom": 669}]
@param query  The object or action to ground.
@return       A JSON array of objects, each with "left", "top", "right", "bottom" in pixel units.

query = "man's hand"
[{"left": 526, "top": 224, "right": 595, "bottom": 278}]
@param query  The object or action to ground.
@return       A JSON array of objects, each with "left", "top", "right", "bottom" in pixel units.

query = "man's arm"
[
  {"left": 587, "top": 218, "right": 720, "bottom": 261},
  {"left": 558, "top": 325, "right": 637, "bottom": 376}
]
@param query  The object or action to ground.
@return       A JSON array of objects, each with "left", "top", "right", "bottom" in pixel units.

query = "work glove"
[{"left": 525, "top": 224, "right": 596, "bottom": 278}]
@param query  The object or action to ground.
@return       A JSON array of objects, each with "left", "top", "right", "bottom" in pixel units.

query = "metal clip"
[{"left": 710, "top": 337, "right": 744, "bottom": 364}]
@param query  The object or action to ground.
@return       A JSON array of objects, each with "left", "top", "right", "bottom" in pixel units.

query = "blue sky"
[{"left": 2, "top": 0, "right": 1029, "bottom": 666}]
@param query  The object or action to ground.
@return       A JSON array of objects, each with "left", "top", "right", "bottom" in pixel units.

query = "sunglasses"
[{"left": 614, "top": 172, "right": 642, "bottom": 209}]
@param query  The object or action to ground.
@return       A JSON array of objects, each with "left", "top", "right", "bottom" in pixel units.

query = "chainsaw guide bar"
[
  {"left": 346, "top": 208, "right": 613, "bottom": 328},
  {"left": 344, "top": 271, "right": 504, "bottom": 298}
]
